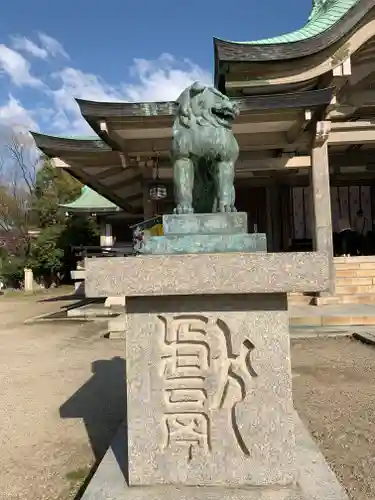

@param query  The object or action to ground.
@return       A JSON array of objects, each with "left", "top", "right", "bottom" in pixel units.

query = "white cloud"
[
  {"left": 124, "top": 53, "right": 212, "bottom": 102},
  {"left": 47, "top": 53, "right": 212, "bottom": 135},
  {"left": 37, "top": 32, "right": 69, "bottom": 59},
  {"left": 48, "top": 67, "right": 123, "bottom": 135},
  {"left": 0, "top": 94, "right": 39, "bottom": 138},
  {"left": 10, "top": 35, "right": 48, "bottom": 59},
  {"left": 0, "top": 32, "right": 212, "bottom": 137},
  {"left": 0, "top": 44, "right": 42, "bottom": 87}
]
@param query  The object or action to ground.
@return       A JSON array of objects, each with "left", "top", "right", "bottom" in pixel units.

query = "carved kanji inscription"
[{"left": 158, "top": 314, "right": 258, "bottom": 460}]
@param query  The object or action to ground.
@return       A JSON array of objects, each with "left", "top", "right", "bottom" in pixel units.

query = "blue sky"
[{"left": 0, "top": 0, "right": 313, "bottom": 136}]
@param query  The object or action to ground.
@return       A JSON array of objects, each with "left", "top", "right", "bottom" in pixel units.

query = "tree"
[
  {"left": 28, "top": 225, "right": 65, "bottom": 287},
  {"left": 29, "top": 159, "right": 100, "bottom": 286},
  {"left": 27, "top": 159, "right": 87, "bottom": 285},
  {"left": 32, "top": 158, "right": 82, "bottom": 228},
  {"left": 0, "top": 126, "right": 99, "bottom": 287},
  {"left": 0, "top": 129, "right": 41, "bottom": 255}
]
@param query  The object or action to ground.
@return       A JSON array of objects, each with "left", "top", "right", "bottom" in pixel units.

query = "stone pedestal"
[
  {"left": 81, "top": 252, "right": 348, "bottom": 500},
  {"left": 140, "top": 213, "right": 267, "bottom": 255},
  {"left": 126, "top": 293, "right": 294, "bottom": 487}
]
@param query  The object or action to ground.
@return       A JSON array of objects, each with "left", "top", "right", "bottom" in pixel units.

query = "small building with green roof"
[
  {"left": 60, "top": 185, "right": 142, "bottom": 247},
  {"left": 60, "top": 185, "right": 120, "bottom": 214}
]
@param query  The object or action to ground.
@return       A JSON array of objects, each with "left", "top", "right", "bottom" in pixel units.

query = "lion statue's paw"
[
  {"left": 174, "top": 204, "right": 194, "bottom": 214},
  {"left": 218, "top": 203, "right": 237, "bottom": 213}
]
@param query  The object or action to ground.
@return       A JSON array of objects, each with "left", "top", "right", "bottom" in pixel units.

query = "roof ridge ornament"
[{"left": 308, "top": 0, "right": 335, "bottom": 21}]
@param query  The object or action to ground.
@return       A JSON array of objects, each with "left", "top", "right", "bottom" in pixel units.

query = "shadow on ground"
[{"left": 60, "top": 356, "right": 126, "bottom": 462}]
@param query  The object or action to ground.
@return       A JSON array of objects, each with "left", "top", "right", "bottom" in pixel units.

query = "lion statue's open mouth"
[{"left": 211, "top": 106, "right": 237, "bottom": 123}]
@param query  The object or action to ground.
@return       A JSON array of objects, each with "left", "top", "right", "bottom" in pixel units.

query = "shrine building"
[{"left": 32, "top": 0, "right": 375, "bottom": 302}]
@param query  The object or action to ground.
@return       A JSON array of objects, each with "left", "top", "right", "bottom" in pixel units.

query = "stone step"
[
  {"left": 107, "top": 315, "right": 126, "bottom": 339},
  {"left": 334, "top": 261, "right": 375, "bottom": 271},
  {"left": 311, "top": 294, "right": 375, "bottom": 305},
  {"left": 334, "top": 256, "right": 375, "bottom": 264},
  {"left": 335, "top": 277, "right": 375, "bottom": 286},
  {"left": 67, "top": 304, "right": 119, "bottom": 318},
  {"left": 335, "top": 284, "right": 375, "bottom": 295},
  {"left": 335, "top": 294, "right": 375, "bottom": 304},
  {"left": 352, "top": 330, "right": 375, "bottom": 345},
  {"left": 335, "top": 268, "right": 375, "bottom": 278},
  {"left": 290, "top": 314, "right": 375, "bottom": 327},
  {"left": 288, "top": 294, "right": 313, "bottom": 306}
]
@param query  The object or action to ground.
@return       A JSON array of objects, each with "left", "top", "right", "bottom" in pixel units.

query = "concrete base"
[
  {"left": 80, "top": 413, "right": 348, "bottom": 500},
  {"left": 105, "top": 296, "right": 126, "bottom": 308},
  {"left": 107, "top": 315, "right": 126, "bottom": 339},
  {"left": 67, "top": 303, "right": 118, "bottom": 319}
]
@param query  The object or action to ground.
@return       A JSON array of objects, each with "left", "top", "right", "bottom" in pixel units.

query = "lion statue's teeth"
[{"left": 171, "top": 82, "right": 239, "bottom": 215}]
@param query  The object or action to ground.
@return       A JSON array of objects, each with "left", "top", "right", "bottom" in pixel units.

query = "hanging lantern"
[
  {"left": 149, "top": 151, "right": 167, "bottom": 200},
  {"left": 149, "top": 184, "right": 167, "bottom": 200}
]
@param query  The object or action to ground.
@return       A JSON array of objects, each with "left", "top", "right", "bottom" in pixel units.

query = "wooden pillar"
[
  {"left": 266, "top": 185, "right": 281, "bottom": 252},
  {"left": 266, "top": 187, "right": 273, "bottom": 251},
  {"left": 311, "top": 121, "right": 335, "bottom": 295}
]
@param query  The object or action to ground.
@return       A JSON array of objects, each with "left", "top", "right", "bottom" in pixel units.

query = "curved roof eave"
[
  {"left": 31, "top": 132, "right": 112, "bottom": 155},
  {"left": 75, "top": 98, "right": 177, "bottom": 119},
  {"left": 214, "top": 0, "right": 373, "bottom": 62},
  {"left": 76, "top": 88, "right": 333, "bottom": 116}
]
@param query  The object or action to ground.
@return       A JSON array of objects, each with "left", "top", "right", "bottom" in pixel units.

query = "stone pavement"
[{"left": 53, "top": 296, "right": 375, "bottom": 333}]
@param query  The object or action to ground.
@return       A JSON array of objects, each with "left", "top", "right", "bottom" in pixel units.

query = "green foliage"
[
  {"left": 59, "top": 215, "right": 99, "bottom": 279},
  {"left": 61, "top": 215, "right": 100, "bottom": 248},
  {"left": 32, "top": 158, "right": 82, "bottom": 228},
  {"left": 28, "top": 225, "right": 65, "bottom": 278},
  {"left": 25, "top": 158, "right": 100, "bottom": 284},
  {"left": 1, "top": 255, "right": 27, "bottom": 287}
]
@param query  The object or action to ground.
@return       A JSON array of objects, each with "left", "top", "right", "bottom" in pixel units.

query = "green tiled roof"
[
  {"left": 60, "top": 186, "right": 121, "bottom": 213},
  {"left": 55, "top": 135, "right": 99, "bottom": 140},
  {"left": 226, "top": 0, "right": 359, "bottom": 44}
]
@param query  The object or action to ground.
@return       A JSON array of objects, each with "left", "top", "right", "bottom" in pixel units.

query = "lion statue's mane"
[{"left": 171, "top": 82, "right": 239, "bottom": 214}]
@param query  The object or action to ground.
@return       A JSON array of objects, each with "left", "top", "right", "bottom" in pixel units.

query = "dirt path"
[
  {"left": 0, "top": 292, "right": 124, "bottom": 500},
  {"left": 292, "top": 337, "right": 375, "bottom": 500}
]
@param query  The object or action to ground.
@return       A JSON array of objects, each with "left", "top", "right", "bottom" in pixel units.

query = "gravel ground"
[
  {"left": 292, "top": 337, "right": 375, "bottom": 500},
  {"left": 1, "top": 292, "right": 374, "bottom": 499}
]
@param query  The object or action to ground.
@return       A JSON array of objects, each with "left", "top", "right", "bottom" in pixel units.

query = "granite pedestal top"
[{"left": 84, "top": 252, "right": 330, "bottom": 298}]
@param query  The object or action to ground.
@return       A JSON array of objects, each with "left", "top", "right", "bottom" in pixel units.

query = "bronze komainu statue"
[{"left": 171, "top": 82, "right": 239, "bottom": 214}]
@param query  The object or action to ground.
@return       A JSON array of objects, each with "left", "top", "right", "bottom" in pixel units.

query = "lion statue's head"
[{"left": 174, "top": 82, "right": 239, "bottom": 130}]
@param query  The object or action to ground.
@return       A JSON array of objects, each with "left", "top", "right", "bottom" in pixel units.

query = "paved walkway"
[{"left": 63, "top": 294, "right": 375, "bottom": 328}]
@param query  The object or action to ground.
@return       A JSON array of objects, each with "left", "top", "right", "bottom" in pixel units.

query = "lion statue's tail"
[{"left": 192, "top": 158, "right": 218, "bottom": 213}]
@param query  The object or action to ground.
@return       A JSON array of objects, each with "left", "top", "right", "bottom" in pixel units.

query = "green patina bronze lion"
[{"left": 171, "top": 82, "right": 239, "bottom": 214}]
